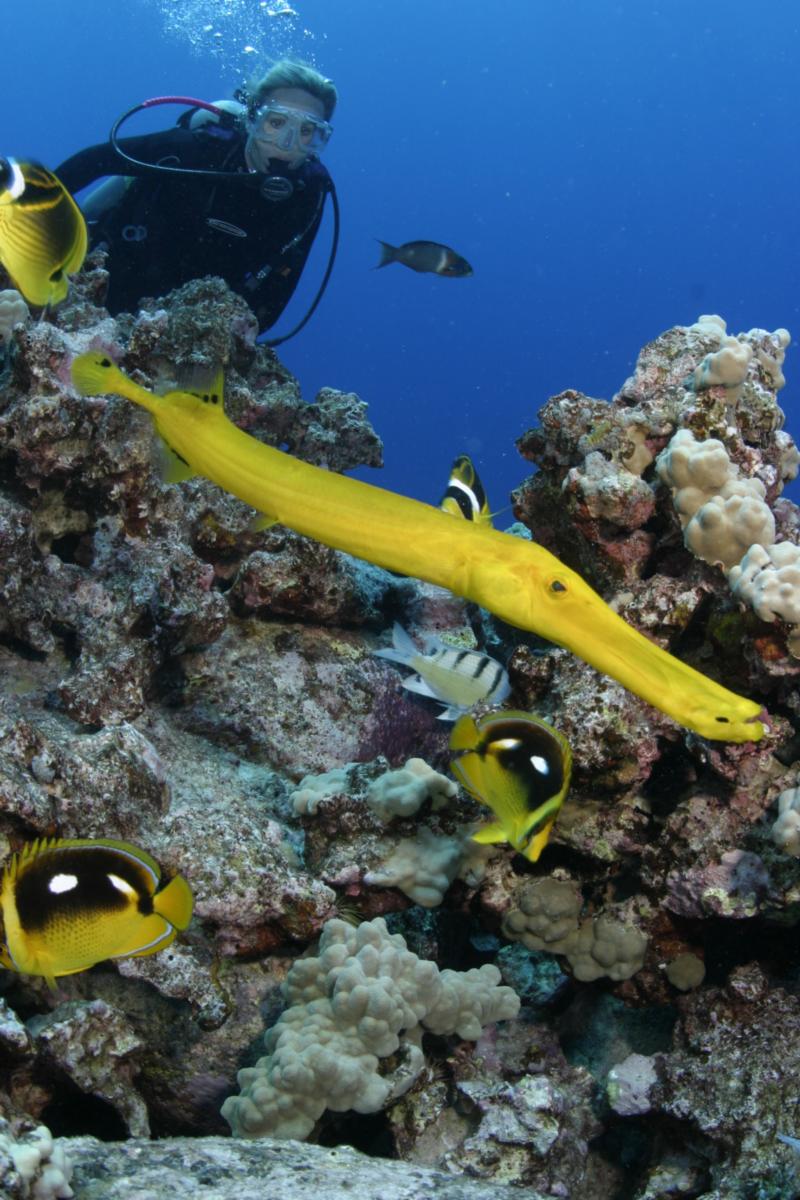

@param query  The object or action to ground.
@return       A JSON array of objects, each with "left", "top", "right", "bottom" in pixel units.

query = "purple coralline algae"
[{"left": 0, "top": 267, "right": 799, "bottom": 1198}]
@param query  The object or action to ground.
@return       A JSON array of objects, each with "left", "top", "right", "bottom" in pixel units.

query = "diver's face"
[{"left": 246, "top": 87, "right": 328, "bottom": 171}]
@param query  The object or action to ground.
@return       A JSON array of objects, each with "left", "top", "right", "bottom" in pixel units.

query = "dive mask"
[{"left": 248, "top": 102, "right": 333, "bottom": 160}]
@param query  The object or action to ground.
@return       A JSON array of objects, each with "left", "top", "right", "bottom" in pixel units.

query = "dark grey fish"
[{"left": 375, "top": 239, "right": 473, "bottom": 277}]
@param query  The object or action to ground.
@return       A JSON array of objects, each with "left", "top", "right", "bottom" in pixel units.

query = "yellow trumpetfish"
[{"left": 70, "top": 353, "right": 765, "bottom": 743}]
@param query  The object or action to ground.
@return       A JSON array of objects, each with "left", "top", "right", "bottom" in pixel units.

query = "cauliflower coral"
[{"left": 221, "top": 917, "right": 519, "bottom": 1140}]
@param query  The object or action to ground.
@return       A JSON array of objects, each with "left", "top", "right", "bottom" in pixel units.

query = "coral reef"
[
  {"left": 387, "top": 1018, "right": 604, "bottom": 1194},
  {"left": 0, "top": 275, "right": 798, "bottom": 1198},
  {"left": 605, "top": 964, "right": 800, "bottom": 1198}
]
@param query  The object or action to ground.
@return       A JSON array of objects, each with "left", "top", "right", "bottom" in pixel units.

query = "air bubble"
[{"left": 140, "top": 0, "right": 314, "bottom": 75}]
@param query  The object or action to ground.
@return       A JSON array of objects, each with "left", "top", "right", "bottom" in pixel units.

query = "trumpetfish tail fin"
[{"left": 71, "top": 353, "right": 159, "bottom": 415}]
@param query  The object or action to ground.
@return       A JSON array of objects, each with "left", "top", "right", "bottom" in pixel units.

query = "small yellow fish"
[
  {"left": 0, "top": 837, "right": 193, "bottom": 988},
  {"left": 450, "top": 709, "right": 573, "bottom": 862},
  {"left": 0, "top": 158, "right": 87, "bottom": 307},
  {"left": 439, "top": 454, "right": 493, "bottom": 527}
]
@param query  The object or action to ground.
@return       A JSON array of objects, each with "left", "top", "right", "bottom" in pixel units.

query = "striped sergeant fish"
[{"left": 373, "top": 622, "right": 510, "bottom": 721}]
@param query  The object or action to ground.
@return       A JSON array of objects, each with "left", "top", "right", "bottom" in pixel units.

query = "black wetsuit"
[{"left": 56, "top": 122, "right": 332, "bottom": 333}]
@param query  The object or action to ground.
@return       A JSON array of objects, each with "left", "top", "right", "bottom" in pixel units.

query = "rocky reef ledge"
[{"left": 59, "top": 1135, "right": 544, "bottom": 1200}]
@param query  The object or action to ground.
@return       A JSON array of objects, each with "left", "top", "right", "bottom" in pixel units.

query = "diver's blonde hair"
[{"left": 249, "top": 59, "right": 338, "bottom": 120}]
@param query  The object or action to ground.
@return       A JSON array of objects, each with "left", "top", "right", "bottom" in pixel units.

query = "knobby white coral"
[
  {"left": 771, "top": 787, "right": 800, "bottom": 856},
  {"left": 656, "top": 429, "right": 774, "bottom": 570},
  {"left": 365, "top": 757, "right": 457, "bottom": 821},
  {"left": 221, "top": 917, "right": 520, "bottom": 1140},
  {"left": 655, "top": 428, "right": 735, "bottom": 521},
  {"left": 502, "top": 876, "right": 583, "bottom": 952},
  {"left": 291, "top": 757, "right": 456, "bottom": 820},
  {"left": 363, "top": 826, "right": 466, "bottom": 907},
  {"left": 290, "top": 766, "right": 349, "bottom": 814},
  {"left": 684, "top": 482, "right": 775, "bottom": 572},
  {"left": 693, "top": 338, "right": 753, "bottom": 394},
  {"left": 0, "top": 289, "right": 30, "bottom": 345},
  {"left": 657, "top": 422, "right": 800, "bottom": 653},
  {"left": 776, "top": 430, "right": 800, "bottom": 484},
  {"left": 750, "top": 326, "right": 791, "bottom": 390},
  {"left": 729, "top": 543, "right": 800, "bottom": 655},
  {"left": 566, "top": 914, "right": 648, "bottom": 982},
  {"left": 0, "top": 1120, "right": 73, "bottom": 1199},
  {"left": 502, "top": 877, "right": 648, "bottom": 982},
  {"left": 689, "top": 314, "right": 790, "bottom": 397}
]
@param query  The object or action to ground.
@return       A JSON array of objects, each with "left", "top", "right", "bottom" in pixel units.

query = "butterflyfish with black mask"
[
  {"left": 450, "top": 709, "right": 572, "bottom": 863},
  {"left": 0, "top": 837, "right": 193, "bottom": 989},
  {"left": 439, "top": 454, "right": 493, "bottom": 526},
  {"left": 69, "top": 353, "right": 766, "bottom": 744},
  {"left": 0, "top": 159, "right": 87, "bottom": 307}
]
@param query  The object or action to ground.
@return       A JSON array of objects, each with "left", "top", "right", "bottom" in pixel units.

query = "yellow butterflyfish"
[
  {"left": 0, "top": 837, "right": 193, "bottom": 989},
  {"left": 70, "top": 353, "right": 766, "bottom": 743},
  {"left": 451, "top": 709, "right": 573, "bottom": 862},
  {"left": 0, "top": 158, "right": 87, "bottom": 308},
  {"left": 439, "top": 454, "right": 493, "bottom": 526}
]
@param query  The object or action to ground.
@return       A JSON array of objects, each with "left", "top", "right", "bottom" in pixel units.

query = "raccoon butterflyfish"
[
  {"left": 374, "top": 621, "right": 510, "bottom": 720},
  {"left": 439, "top": 454, "right": 493, "bottom": 526},
  {"left": 450, "top": 709, "right": 573, "bottom": 863},
  {"left": 0, "top": 837, "right": 193, "bottom": 988},
  {"left": 69, "top": 353, "right": 766, "bottom": 743},
  {"left": 375, "top": 239, "right": 473, "bottom": 277},
  {"left": 0, "top": 159, "right": 87, "bottom": 307}
]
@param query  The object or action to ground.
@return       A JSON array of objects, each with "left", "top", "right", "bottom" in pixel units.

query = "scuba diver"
[{"left": 55, "top": 60, "right": 338, "bottom": 340}]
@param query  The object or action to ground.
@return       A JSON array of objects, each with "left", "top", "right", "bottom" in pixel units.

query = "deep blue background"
[{"left": 5, "top": 0, "right": 799, "bottom": 508}]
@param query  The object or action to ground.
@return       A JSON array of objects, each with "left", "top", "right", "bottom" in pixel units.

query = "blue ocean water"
[{"left": 6, "top": 0, "right": 799, "bottom": 508}]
